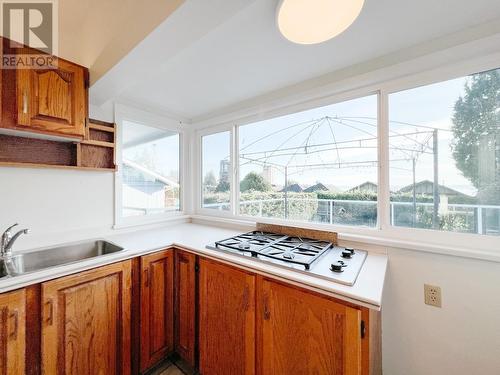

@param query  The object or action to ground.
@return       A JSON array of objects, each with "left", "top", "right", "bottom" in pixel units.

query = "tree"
[
  {"left": 215, "top": 180, "right": 230, "bottom": 192},
  {"left": 451, "top": 69, "right": 500, "bottom": 202},
  {"left": 240, "top": 172, "right": 271, "bottom": 192},
  {"left": 203, "top": 171, "right": 217, "bottom": 187}
]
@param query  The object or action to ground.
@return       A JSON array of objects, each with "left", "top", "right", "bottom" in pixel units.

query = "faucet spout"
[
  {"left": 1, "top": 224, "right": 30, "bottom": 258},
  {"left": 5, "top": 229, "right": 30, "bottom": 254}
]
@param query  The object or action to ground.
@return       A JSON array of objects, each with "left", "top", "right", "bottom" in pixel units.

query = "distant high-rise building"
[
  {"left": 219, "top": 160, "right": 230, "bottom": 183},
  {"left": 262, "top": 165, "right": 274, "bottom": 185}
]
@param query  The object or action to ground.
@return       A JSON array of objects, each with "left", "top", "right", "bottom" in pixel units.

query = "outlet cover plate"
[{"left": 424, "top": 284, "right": 442, "bottom": 307}]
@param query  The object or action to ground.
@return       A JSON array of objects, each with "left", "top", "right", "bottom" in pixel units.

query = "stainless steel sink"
[{"left": 0, "top": 240, "right": 124, "bottom": 278}]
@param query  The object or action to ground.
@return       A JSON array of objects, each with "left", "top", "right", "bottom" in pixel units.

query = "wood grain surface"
[
  {"left": 199, "top": 258, "right": 255, "bottom": 375},
  {"left": 41, "top": 261, "right": 132, "bottom": 375},
  {"left": 256, "top": 223, "right": 338, "bottom": 244}
]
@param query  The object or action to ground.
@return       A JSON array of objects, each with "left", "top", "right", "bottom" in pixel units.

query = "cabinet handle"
[
  {"left": 22, "top": 91, "right": 28, "bottom": 114},
  {"left": 144, "top": 268, "right": 149, "bottom": 287},
  {"left": 263, "top": 294, "right": 271, "bottom": 320},
  {"left": 242, "top": 286, "right": 250, "bottom": 311},
  {"left": 8, "top": 310, "right": 18, "bottom": 339},
  {"left": 46, "top": 300, "right": 54, "bottom": 326}
]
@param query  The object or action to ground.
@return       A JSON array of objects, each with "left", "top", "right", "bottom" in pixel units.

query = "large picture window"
[
  {"left": 121, "top": 120, "right": 180, "bottom": 217},
  {"left": 197, "top": 67, "right": 500, "bottom": 240},
  {"left": 238, "top": 95, "right": 378, "bottom": 227},
  {"left": 389, "top": 68, "right": 500, "bottom": 236}
]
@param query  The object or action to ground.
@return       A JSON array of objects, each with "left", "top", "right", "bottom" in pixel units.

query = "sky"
[
  {"left": 202, "top": 73, "right": 492, "bottom": 197},
  {"left": 202, "top": 131, "right": 231, "bottom": 184}
]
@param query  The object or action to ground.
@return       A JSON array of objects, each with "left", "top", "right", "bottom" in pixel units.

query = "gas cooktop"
[{"left": 206, "top": 231, "right": 367, "bottom": 286}]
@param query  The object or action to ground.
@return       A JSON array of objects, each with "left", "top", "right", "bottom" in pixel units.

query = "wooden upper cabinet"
[
  {"left": 199, "top": 258, "right": 255, "bottom": 375},
  {"left": 257, "top": 277, "right": 363, "bottom": 375},
  {"left": 41, "top": 261, "right": 132, "bottom": 375},
  {"left": 140, "top": 249, "right": 174, "bottom": 372},
  {"left": 174, "top": 250, "right": 196, "bottom": 368},
  {"left": 16, "top": 58, "right": 87, "bottom": 138},
  {"left": 0, "top": 288, "right": 26, "bottom": 375}
]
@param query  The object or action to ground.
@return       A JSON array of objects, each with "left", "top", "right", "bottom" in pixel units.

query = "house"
[
  {"left": 398, "top": 180, "right": 472, "bottom": 198},
  {"left": 1, "top": 2, "right": 499, "bottom": 375},
  {"left": 303, "top": 182, "right": 329, "bottom": 193},
  {"left": 280, "top": 183, "right": 303, "bottom": 193},
  {"left": 347, "top": 181, "right": 378, "bottom": 194},
  {"left": 122, "top": 159, "right": 179, "bottom": 215}
]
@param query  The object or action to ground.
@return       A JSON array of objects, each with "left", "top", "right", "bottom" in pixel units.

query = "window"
[
  {"left": 197, "top": 66, "right": 500, "bottom": 242},
  {"left": 389, "top": 68, "right": 500, "bottom": 236},
  {"left": 238, "top": 95, "right": 378, "bottom": 226},
  {"left": 202, "top": 131, "right": 231, "bottom": 211},
  {"left": 121, "top": 120, "right": 180, "bottom": 217}
]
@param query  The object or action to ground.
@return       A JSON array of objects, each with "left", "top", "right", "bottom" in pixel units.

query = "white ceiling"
[{"left": 90, "top": 0, "right": 500, "bottom": 121}]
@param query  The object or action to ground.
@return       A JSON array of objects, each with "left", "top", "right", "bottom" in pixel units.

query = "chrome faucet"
[{"left": 1, "top": 224, "right": 30, "bottom": 258}]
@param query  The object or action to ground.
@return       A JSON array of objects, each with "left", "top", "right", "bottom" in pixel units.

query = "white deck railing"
[{"left": 203, "top": 198, "right": 500, "bottom": 235}]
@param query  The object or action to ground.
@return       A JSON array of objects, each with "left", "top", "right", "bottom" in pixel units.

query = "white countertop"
[{"left": 0, "top": 223, "right": 388, "bottom": 310}]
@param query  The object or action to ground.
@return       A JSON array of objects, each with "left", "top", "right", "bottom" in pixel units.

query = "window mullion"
[
  {"left": 378, "top": 90, "right": 391, "bottom": 231},
  {"left": 231, "top": 125, "right": 239, "bottom": 217}
]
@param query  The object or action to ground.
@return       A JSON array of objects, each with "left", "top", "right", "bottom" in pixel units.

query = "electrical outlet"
[{"left": 424, "top": 284, "right": 442, "bottom": 307}]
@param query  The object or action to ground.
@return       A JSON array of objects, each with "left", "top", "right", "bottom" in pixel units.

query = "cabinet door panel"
[
  {"left": 35, "top": 70, "right": 72, "bottom": 122},
  {"left": 174, "top": 250, "right": 196, "bottom": 367},
  {"left": 41, "top": 261, "right": 131, "bottom": 375},
  {"left": 0, "top": 289, "right": 25, "bottom": 375},
  {"left": 140, "top": 250, "right": 174, "bottom": 371},
  {"left": 16, "top": 57, "right": 86, "bottom": 137},
  {"left": 258, "top": 278, "right": 362, "bottom": 375},
  {"left": 199, "top": 258, "right": 255, "bottom": 375}
]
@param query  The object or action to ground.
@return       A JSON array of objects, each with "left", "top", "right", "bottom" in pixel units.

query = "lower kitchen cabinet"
[
  {"left": 0, "top": 288, "right": 25, "bottom": 375},
  {"left": 0, "top": 248, "right": 380, "bottom": 375},
  {"left": 41, "top": 260, "right": 132, "bottom": 375},
  {"left": 199, "top": 258, "right": 256, "bottom": 375},
  {"left": 257, "top": 277, "right": 363, "bottom": 375},
  {"left": 174, "top": 249, "right": 197, "bottom": 368},
  {"left": 140, "top": 249, "right": 175, "bottom": 372}
]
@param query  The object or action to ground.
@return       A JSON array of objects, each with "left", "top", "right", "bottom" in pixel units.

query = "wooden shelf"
[
  {"left": 81, "top": 139, "right": 115, "bottom": 148},
  {"left": 0, "top": 116, "right": 116, "bottom": 171},
  {"left": 0, "top": 161, "right": 116, "bottom": 172},
  {"left": 88, "top": 123, "right": 115, "bottom": 133},
  {"left": 77, "top": 119, "right": 116, "bottom": 170}
]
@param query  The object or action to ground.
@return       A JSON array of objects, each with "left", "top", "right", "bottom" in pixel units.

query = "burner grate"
[{"left": 214, "top": 231, "right": 332, "bottom": 269}]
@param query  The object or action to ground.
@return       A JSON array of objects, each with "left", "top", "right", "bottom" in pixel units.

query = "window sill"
[
  {"left": 338, "top": 232, "right": 500, "bottom": 263},
  {"left": 190, "top": 214, "right": 500, "bottom": 263},
  {"left": 113, "top": 213, "right": 190, "bottom": 231}
]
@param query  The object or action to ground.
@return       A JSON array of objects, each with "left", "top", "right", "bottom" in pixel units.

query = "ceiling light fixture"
[{"left": 276, "top": 0, "right": 365, "bottom": 45}]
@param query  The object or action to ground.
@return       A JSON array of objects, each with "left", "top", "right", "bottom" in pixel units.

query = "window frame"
[
  {"left": 114, "top": 103, "right": 188, "bottom": 228},
  {"left": 197, "top": 125, "right": 236, "bottom": 217},
  {"left": 195, "top": 55, "right": 500, "bottom": 253}
]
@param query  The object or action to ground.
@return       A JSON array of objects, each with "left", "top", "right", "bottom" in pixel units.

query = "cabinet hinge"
[
  {"left": 360, "top": 320, "right": 366, "bottom": 339},
  {"left": 195, "top": 263, "right": 200, "bottom": 272}
]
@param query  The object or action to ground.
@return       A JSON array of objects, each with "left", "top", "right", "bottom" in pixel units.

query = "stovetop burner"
[
  {"left": 214, "top": 231, "right": 332, "bottom": 270},
  {"left": 207, "top": 230, "right": 368, "bottom": 286}
]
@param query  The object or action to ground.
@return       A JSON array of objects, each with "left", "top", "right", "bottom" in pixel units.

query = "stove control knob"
[
  {"left": 341, "top": 250, "right": 353, "bottom": 259},
  {"left": 330, "top": 263, "right": 344, "bottom": 273}
]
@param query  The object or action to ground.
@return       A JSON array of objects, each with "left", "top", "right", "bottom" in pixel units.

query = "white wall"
[
  {"left": 0, "top": 167, "right": 114, "bottom": 251},
  {"left": 382, "top": 248, "right": 500, "bottom": 375},
  {"left": 0, "top": 105, "right": 117, "bottom": 250}
]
